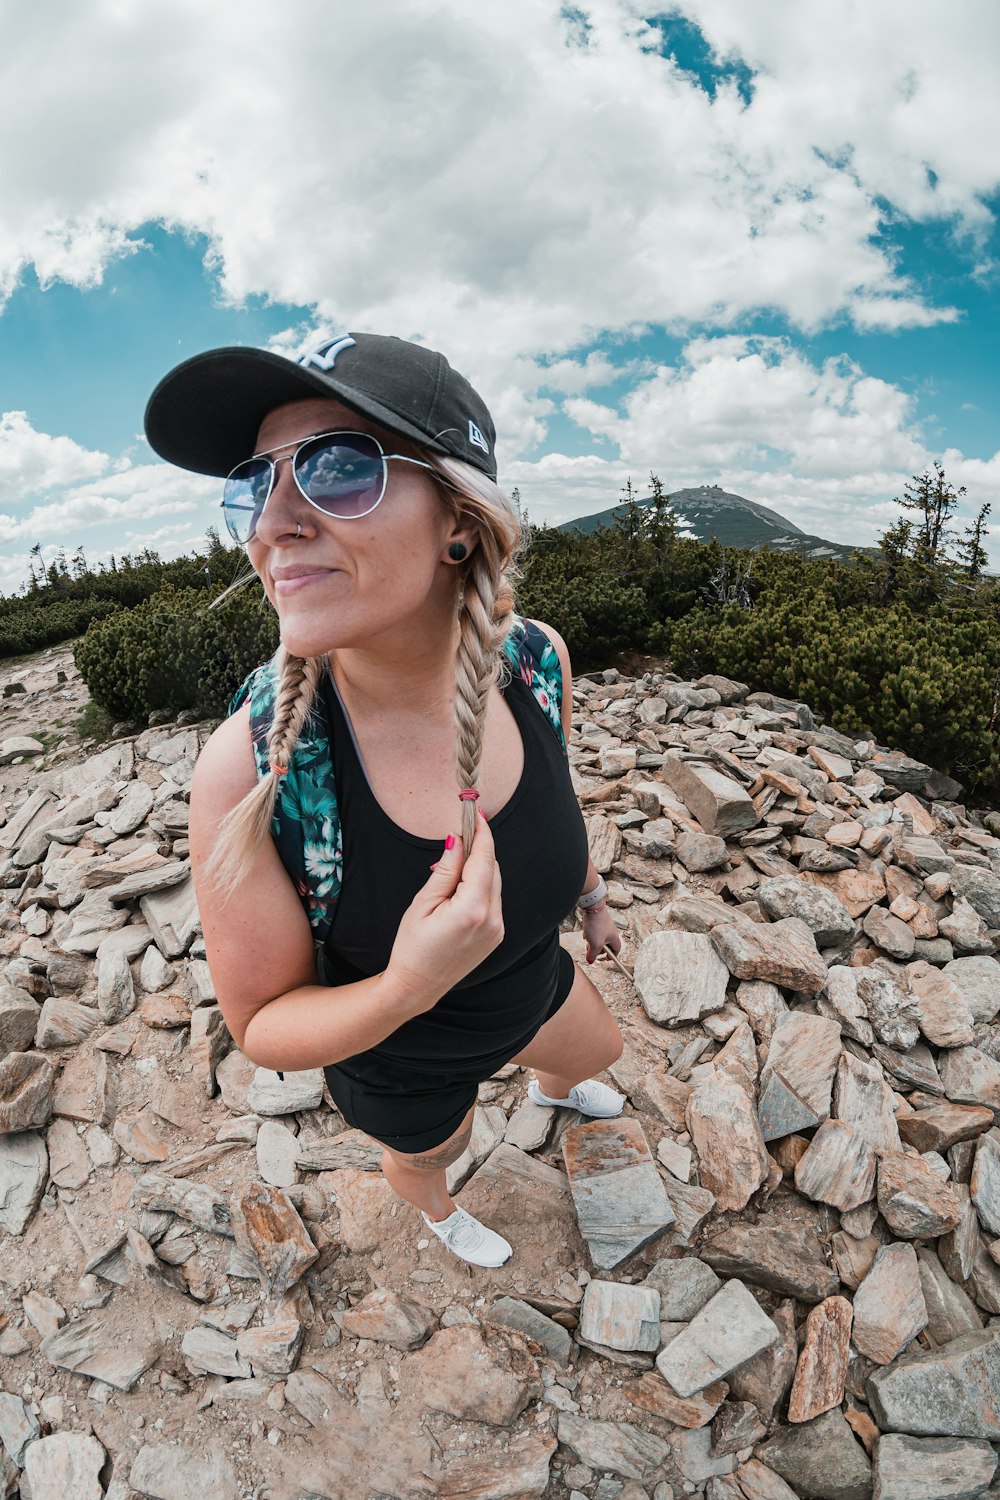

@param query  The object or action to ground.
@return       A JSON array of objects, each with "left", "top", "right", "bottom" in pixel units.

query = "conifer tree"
[
  {"left": 896, "top": 461, "right": 963, "bottom": 570},
  {"left": 954, "top": 502, "right": 992, "bottom": 580}
]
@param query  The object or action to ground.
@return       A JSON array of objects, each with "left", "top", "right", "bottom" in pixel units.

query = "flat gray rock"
[
  {"left": 41, "top": 1311, "right": 161, "bottom": 1391},
  {"left": 23, "top": 1432, "right": 106, "bottom": 1500},
  {"left": 853, "top": 1242, "right": 928, "bottom": 1365},
  {"left": 556, "top": 1413, "right": 671, "bottom": 1482},
  {"left": 139, "top": 943, "right": 177, "bottom": 993},
  {"left": 756, "top": 875, "right": 855, "bottom": 946},
  {"left": 661, "top": 755, "right": 756, "bottom": 838},
  {"left": 689, "top": 1075, "right": 769, "bottom": 1211},
  {"left": 633, "top": 929, "right": 730, "bottom": 1026},
  {"left": 943, "top": 956, "right": 1000, "bottom": 1024},
  {"left": 140, "top": 875, "right": 200, "bottom": 958},
  {"left": 757, "top": 1011, "right": 841, "bottom": 1141},
  {"left": 246, "top": 1066, "right": 325, "bottom": 1115},
  {"left": 578, "top": 1280, "right": 660, "bottom": 1352},
  {"left": 445, "top": 1103, "right": 506, "bottom": 1194},
  {"left": 503, "top": 1100, "right": 555, "bottom": 1152},
  {"left": 939, "top": 1046, "right": 1000, "bottom": 1115},
  {"left": 867, "top": 1329, "right": 1000, "bottom": 1438},
  {"left": 255, "top": 1118, "right": 299, "bottom": 1188},
  {"left": 562, "top": 1117, "right": 674, "bottom": 1270},
  {"left": 0, "top": 1130, "right": 48, "bottom": 1234},
  {"left": 873, "top": 1434, "right": 997, "bottom": 1499},
  {"left": 0, "top": 985, "right": 40, "bottom": 1053},
  {"left": 757, "top": 1409, "right": 871, "bottom": 1500},
  {"left": 794, "top": 1119, "right": 877, "bottom": 1212},
  {"left": 181, "top": 1326, "right": 251, "bottom": 1379},
  {"left": 817, "top": 966, "right": 875, "bottom": 1045},
  {"left": 833, "top": 1049, "right": 902, "bottom": 1153},
  {"left": 972, "top": 1131, "right": 1000, "bottom": 1238},
  {"left": 0, "top": 1052, "right": 54, "bottom": 1133},
  {"left": 129, "top": 1439, "right": 239, "bottom": 1500},
  {"left": 655, "top": 1278, "right": 779, "bottom": 1397},
  {"left": 96, "top": 947, "right": 136, "bottom": 1023},
  {"left": 340, "top": 1288, "right": 435, "bottom": 1351},
  {"left": 108, "top": 779, "right": 154, "bottom": 836},
  {"left": 700, "top": 1218, "right": 840, "bottom": 1304},
  {"left": 856, "top": 965, "right": 921, "bottom": 1049},
  {"left": 644, "top": 1256, "right": 721, "bottom": 1320},
  {"left": 711, "top": 916, "right": 827, "bottom": 996},
  {"left": 0, "top": 1391, "right": 39, "bottom": 1466},
  {"left": 916, "top": 1248, "right": 984, "bottom": 1345}
]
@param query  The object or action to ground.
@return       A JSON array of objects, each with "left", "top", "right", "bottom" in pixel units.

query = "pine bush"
[{"left": 75, "top": 584, "right": 279, "bottom": 721}]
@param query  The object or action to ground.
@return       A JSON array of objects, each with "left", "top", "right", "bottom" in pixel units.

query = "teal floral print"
[{"left": 228, "top": 614, "right": 564, "bottom": 946}]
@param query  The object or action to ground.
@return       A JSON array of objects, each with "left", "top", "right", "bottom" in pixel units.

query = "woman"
[{"left": 144, "top": 331, "right": 625, "bottom": 1268}]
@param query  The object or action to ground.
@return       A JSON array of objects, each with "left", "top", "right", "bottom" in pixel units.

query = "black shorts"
[{"left": 323, "top": 946, "right": 577, "bottom": 1154}]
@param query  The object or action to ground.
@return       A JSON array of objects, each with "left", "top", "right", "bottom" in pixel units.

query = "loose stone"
[
  {"left": 786, "top": 1296, "right": 853, "bottom": 1423},
  {"left": 655, "top": 1278, "right": 779, "bottom": 1398},
  {"left": 852, "top": 1242, "right": 928, "bottom": 1365}
]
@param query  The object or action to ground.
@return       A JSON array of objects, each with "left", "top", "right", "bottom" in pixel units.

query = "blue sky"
[{"left": 2, "top": 1, "right": 999, "bottom": 592}]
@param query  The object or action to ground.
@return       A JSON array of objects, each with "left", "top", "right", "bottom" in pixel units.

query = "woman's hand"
[
  {"left": 581, "top": 904, "right": 621, "bottom": 965},
  {"left": 385, "top": 811, "right": 504, "bottom": 1016}
]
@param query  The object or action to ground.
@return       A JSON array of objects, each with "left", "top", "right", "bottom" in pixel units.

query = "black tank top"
[{"left": 317, "top": 669, "right": 590, "bottom": 1062}]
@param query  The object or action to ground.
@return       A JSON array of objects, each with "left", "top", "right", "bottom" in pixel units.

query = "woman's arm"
[
  {"left": 189, "top": 708, "right": 504, "bottom": 1067},
  {"left": 527, "top": 618, "right": 622, "bottom": 961}
]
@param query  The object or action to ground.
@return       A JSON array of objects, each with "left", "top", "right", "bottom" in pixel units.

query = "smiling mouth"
[{"left": 273, "top": 570, "right": 339, "bottom": 594}]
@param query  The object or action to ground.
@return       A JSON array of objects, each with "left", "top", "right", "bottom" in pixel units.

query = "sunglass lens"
[
  {"left": 296, "top": 433, "right": 385, "bottom": 518},
  {"left": 222, "top": 459, "right": 272, "bottom": 543}
]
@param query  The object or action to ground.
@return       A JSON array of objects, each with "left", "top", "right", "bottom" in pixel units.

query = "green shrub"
[
  {"left": 0, "top": 599, "right": 120, "bottom": 658},
  {"left": 516, "top": 571, "right": 649, "bottom": 666},
  {"left": 667, "top": 594, "right": 1000, "bottom": 795},
  {"left": 75, "top": 584, "right": 279, "bottom": 721}
]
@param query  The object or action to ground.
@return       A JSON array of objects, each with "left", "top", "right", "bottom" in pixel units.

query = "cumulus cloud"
[
  {"left": 2, "top": 3, "right": 999, "bottom": 578},
  {"left": 516, "top": 335, "right": 1000, "bottom": 566},
  {"left": 2, "top": 0, "right": 997, "bottom": 369},
  {"left": 0, "top": 412, "right": 218, "bottom": 590},
  {"left": 0, "top": 412, "right": 110, "bottom": 501}
]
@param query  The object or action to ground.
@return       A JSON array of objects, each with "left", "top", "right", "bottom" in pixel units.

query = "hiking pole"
[{"left": 600, "top": 943, "right": 635, "bottom": 983}]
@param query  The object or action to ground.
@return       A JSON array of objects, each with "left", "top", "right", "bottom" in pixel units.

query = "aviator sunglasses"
[{"left": 221, "top": 429, "right": 438, "bottom": 544}]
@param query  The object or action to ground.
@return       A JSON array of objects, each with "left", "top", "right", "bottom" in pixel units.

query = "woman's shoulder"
[
  {"left": 507, "top": 615, "right": 570, "bottom": 685},
  {"left": 191, "top": 705, "right": 257, "bottom": 814}
]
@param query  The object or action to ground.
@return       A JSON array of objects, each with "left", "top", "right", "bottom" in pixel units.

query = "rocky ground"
[{"left": 1, "top": 644, "right": 1000, "bottom": 1500}]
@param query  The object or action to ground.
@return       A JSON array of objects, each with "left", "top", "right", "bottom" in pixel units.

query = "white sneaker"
[
  {"left": 420, "top": 1206, "right": 513, "bottom": 1268},
  {"left": 527, "top": 1077, "right": 625, "bottom": 1118}
]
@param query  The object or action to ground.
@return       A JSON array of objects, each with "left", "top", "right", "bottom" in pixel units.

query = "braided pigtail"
[
  {"left": 203, "top": 646, "right": 324, "bottom": 901},
  {"left": 430, "top": 456, "right": 525, "bottom": 858}
]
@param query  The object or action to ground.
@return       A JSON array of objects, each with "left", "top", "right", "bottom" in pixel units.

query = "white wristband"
[{"left": 577, "top": 875, "right": 608, "bottom": 911}]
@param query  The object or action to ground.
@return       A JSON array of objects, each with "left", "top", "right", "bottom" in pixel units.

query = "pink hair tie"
[
  {"left": 270, "top": 762, "right": 289, "bottom": 776},
  {"left": 458, "top": 789, "right": 480, "bottom": 801}
]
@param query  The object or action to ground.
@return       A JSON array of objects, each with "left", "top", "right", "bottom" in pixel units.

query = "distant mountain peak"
[
  {"left": 667, "top": 484, "right": 809, "bottom": 539},
  {"left": 560, "top": 481, "right": 869, "bottom": 563}
]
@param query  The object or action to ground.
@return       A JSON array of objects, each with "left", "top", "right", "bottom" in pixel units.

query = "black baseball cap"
[{"left": 144, "top": 332, "right": 497, "bottom": 481}]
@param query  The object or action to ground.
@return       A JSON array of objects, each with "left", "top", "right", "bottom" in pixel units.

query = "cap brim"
[{"left": 143, "top": 345, "right": 449, "bottom": 477}]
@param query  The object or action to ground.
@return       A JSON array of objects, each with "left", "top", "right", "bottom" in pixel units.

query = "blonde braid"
[
  {"left": 453, "top": 555, "right": 510, "bottom": 856},
  {"left": 203, "top": 646, "right": 324, "bottom": 900}
]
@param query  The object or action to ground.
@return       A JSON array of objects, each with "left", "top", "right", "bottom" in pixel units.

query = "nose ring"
[{"left": 295, "top": 521, "right": 302, "bottom": 538}]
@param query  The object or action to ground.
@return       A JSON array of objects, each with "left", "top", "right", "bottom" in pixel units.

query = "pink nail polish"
[
  {"left": 445, "top": 834, "right": 456, "bottom": 851},
  {"left": 429, "top": 861, "right": 439, "bottom": 870}
]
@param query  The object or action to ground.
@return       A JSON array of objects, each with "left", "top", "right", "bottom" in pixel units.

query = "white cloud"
[
  {"left": 2, "top": 4, "right": 999, "bottom": 580},
  {"left": 515, "top": 335, "right": 1000, "bottom": 567},
  {"left": 0, "top": 411, "right": 109, "bottom": 501},
  {"left": 2, "top": 0, "right": 996, "bottom": 375},
  {"left": 0, "top": 412, "right": 218, "bottom": 590}
]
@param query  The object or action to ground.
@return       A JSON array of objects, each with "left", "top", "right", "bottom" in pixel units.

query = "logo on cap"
[
  {"left": 468, "top": 421, "right": 490, "bottom": 456},
  {"left": 297, "top": 335, "right": 356, "bottom": 372}
]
